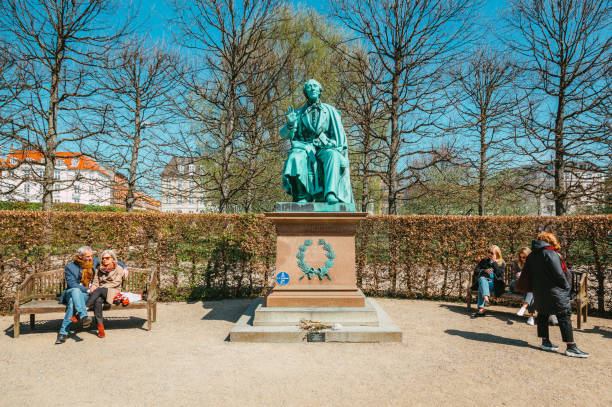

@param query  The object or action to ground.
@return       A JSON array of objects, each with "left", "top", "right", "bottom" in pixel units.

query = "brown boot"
[{"left": 97, "top": 323, "right": 105, "bottom": 338}]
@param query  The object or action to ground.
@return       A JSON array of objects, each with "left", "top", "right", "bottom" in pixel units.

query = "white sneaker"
[
  {"left": 527, "top": 316, "right": 535, "bottom": 326},
  {"left": 517, "top": 307, "right": 526, "bottom": 316}
]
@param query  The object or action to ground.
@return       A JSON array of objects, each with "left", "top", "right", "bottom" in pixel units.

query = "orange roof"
[{"left": 2, "top": 150, "right": 110, "bottom": 177}]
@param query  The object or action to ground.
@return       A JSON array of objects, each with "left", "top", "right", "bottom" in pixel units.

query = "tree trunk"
[
  {"left": 126, "top": 90, "right": 142, "bottom": 212},
  {"left": 387, "top": 59, "right": 401, "bottom": 215},
  {"left": 553, "top": 71, "right": 567, "bottom": 216},
  {"left": 478, "top": 118, "right": 487, "bottom": 216},
  {"left": 42, "top": 53, "right": 62, "bottom": 211}
]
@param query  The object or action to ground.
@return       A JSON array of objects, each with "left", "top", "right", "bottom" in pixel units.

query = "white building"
[
  {"left": 160, "top": 156, "right": 212, "bottom": 213},
  {"left": 0, "top": 149, "right": 160, "bottom": 211},
  {"left": 518, "top": 163, "right": 607, "bottom": 215}
]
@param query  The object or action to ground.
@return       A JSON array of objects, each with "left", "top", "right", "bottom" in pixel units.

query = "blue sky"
[{"left": 136, "top": 0, "right": 510, "bottom": 44}]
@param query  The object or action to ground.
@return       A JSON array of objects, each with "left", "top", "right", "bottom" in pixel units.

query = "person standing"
[{"left": 525, "top": 232, "right": 589, "bottom": 358}]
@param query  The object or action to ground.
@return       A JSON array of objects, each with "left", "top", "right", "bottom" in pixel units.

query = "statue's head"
[{"left": 303, "top": 79, "right": 322, "bottom": 102}]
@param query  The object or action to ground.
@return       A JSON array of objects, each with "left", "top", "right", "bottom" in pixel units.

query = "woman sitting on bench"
[
  {"left": 472, "top": 245, "right": 506, "bottom": 317},
  {"left": 510, "top": 247, "right": 536, "bottom": 325},
  {"left": 86, "top": 249, "right": 125, "bottom": 338}
]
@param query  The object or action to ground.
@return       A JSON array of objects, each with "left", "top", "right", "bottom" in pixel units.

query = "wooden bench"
[
  {"left": 466, "top": 265, "right": 588, "bottom": 329},
  {"left": 13, "top": 267, "right": 158, "bottom": 338}
]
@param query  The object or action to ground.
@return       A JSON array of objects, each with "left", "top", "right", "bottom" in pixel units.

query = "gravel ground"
[{"left": 1, "top": 298, "right": 610, "bottom": 407}]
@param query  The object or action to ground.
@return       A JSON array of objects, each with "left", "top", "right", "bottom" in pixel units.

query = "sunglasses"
[
  {"left": 101, "top": 256, "right": 112, "bottom": 260},
  {"left": 488, "top": 251, "right": 495, "bottom": 255}
]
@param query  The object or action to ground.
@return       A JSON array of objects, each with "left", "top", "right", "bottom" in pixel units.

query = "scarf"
[
  {"left": 74, "top": 255, "right": 94, "bottom": 286},
  {"left": 99, "top": 262, "right": 116, "bottom": 275},
  {"left": 544, "top": 246, "right": 569, "bottom": 274}
]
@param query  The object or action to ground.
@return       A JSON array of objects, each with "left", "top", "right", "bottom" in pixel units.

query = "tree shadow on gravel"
[
  {"left": 200, "top": 298, "right": 254, "bottom": 323},
  {"left": 4, "top": 316, "right": 147, "bottom": 338},
  {"left": 445, "top": 329, "right": 540, "bottom": 350},
  {"left": 578, "top": 325, "right": 612, "bottom": 339},
  {"left": 438, "top": 303, "right": 527, "bottom": 325}
]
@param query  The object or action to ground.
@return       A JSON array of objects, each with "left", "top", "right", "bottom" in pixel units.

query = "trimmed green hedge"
[{"left": 0, "top": 212, "right": 609, "bottom": 313}]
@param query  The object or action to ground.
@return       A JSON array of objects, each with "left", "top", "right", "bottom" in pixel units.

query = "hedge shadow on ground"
[
  {"left": 438, "top": 303, "right": 528, "bottom": 325},
  {"left": 579, "top": 325, "right": 612, "bottom": 339},
  {"left": 4, "top": 316, "right": 147, "bottom": 338},
  {"left": 444, "top": 329, "right": 540, "bottom": 350},
  {"left": 199, "top": 298, "right": 253, "bottom": 323}
]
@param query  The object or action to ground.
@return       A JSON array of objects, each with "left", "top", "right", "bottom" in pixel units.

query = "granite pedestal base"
[
  {"left": 229, "top": 298, "right": 402, "bottom": 343},
  {"left": 264, "top": 211, "right": 367, "bottom": 308}
]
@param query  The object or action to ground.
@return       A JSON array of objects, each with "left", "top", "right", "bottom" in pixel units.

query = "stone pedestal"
[
  {"left": 229, "top": 207, "right": 402, "bottom": 343},
  {"left": 264, "top": 211, "right": 367, "bottom": 307}
]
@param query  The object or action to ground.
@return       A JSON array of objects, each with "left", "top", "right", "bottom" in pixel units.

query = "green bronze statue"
[{"left": 280, "top": 79, "right": 354, "bottom": 204}]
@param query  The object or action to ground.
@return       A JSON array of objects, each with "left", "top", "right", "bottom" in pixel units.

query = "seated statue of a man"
[{"left": 280, "top": 79, "right": 354, "bottom": 204}]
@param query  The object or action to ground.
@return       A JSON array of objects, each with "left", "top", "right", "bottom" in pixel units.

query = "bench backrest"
[{"left": 16, "top": 268, "right": 153, "bottom": 305}]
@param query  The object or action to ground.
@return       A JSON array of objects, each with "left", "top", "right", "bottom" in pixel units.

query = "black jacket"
[
  {"left": 525, "top": 240, "right": 571, "bottom": 314},
  {"left": 471, "top": 257, "right": 506, "bottom": 297}
]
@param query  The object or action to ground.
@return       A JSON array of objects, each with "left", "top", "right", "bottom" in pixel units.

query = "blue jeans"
[
  {"left": 523, "top": 292, "right": 535, "bottom": 313},
  {"left": 59, "top": 288, "right": 89, "bottom": 335},
  {"left": 477, "top": 277, "right": 494, "bottom": 308}
]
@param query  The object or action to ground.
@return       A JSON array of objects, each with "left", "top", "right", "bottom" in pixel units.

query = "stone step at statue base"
[
  {"left": 253, "top": 300, "right": 379, "bottom": 326},
  {"left": 230, "top": 297, "right": 402, "bottom": 343}
]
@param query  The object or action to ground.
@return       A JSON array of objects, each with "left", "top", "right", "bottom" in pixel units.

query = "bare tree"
[
  {"left": 506, "top": 0, "right": 611, "bottom": 215},
  {"left": 447, "top": 45, "right": 524, "bottom": 215},
  {"left": 92, "top": 38, "right": 181, "bottom": 212},
  {"left": 335, "top": 49, "right": 387, "bottom": 212},
  {"left": 331, "top": 0, "right": 482, "bottom": 214},
  {"left": 170, "top": 0, "right": 284, "bottom": 213},
  {"left": 0, "top": 0, "right": 132, "bottom": 210}
]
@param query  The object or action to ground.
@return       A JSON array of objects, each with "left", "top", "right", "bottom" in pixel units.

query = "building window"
[
  {"left": 178, "top": 180, "right": 182, "bottom": 190},
  {"left": 163, "top": 179, "right": 170, "bottom": 189},
  {"left": 54, "top": 198, "right": 61, "bottom": 203},
  {"left": 178, "top": 165, "right": 184, "bottom": 173},
  {"left": 89, "top": 185, "right": 94, "bottom": 194},
  {"left": 188, "top": 164, "right": 195, "bottom": 173},
  {"left": 54, "top": 170, "right": 61, "bottom": 180},
  {"left": 177, "top": 195, "right": 183, "bottom": 204},
  {"left": 189, "top": 196, "right": 194, "bottom": 204},
  {"left": 73, "top": 195, "right": 80, "bottom": 203},
  {"left": 190, "top": 180, "right": 195, "bottom": 189},
  {"left": 74, "top": 184, "right": 80, "bottom": 194},
  {"left": 24, "top": 183, "right": 30, "bottom": 194},
  {"left": 23, "top": 168, "right": 30, "bottom": 178},
  {"left": 165, "top": 196, "right": 170, "bottom": 204}
]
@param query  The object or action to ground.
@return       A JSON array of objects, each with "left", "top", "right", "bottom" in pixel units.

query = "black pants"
[
  {"left": 536, "top": 309, "right": 573, "bottom": 343},
  {"left": 86, "top": 287, "right": 108, "bottom": 325}
]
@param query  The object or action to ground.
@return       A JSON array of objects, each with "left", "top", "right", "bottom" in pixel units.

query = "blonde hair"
[
  {"left": 537, "top": 232, "right": 561, "bottom": 251},
  {"left": 489, "top": 245, "right": 504, "bottom": 265},
  {"left": 516, "top": 246, "right": 531, "bottom": 259}
]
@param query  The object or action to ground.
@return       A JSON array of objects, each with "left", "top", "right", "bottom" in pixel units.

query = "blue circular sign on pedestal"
[{"left": 276, "top": 272, "right": 290, "bottom": 286}]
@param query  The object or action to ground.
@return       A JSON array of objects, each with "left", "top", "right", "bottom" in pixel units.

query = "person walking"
[{"left": 525, "top": 232, "right": 589, "bottom": 358}]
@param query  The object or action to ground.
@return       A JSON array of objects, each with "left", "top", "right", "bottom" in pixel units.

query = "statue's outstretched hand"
[{"left": 285, "top": 106, "right": 298, "bottom": 127}]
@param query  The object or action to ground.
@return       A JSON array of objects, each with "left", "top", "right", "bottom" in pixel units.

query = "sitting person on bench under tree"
[
  {"left": 56, "top": 246, "right": 127, "bottom": 345},
  {"left": 471, "top": 245, "right": 506, "bottom": 317}
]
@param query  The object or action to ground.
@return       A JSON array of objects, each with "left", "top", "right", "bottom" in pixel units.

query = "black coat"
[
  {"left": 524, "top": 240, "right": 571, "bottom": 315},
  {"left": 471, "top": 257, "right": 506, "bottom": 297}
]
